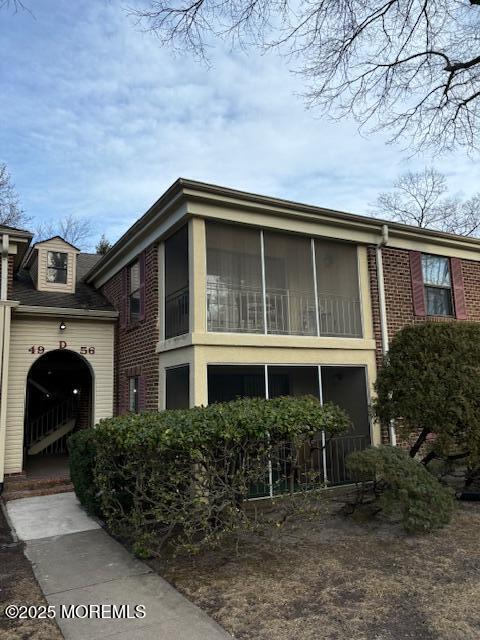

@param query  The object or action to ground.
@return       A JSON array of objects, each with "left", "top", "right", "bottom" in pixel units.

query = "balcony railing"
[
  {"left": 206, "top": 282, "right": 362, "bottom": 337},
  {"left": 165, "top": 286, "right": 189, "bottom": 339}
]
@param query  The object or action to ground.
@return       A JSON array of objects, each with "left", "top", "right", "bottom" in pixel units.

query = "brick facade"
[
  {"left": 368, "top": 244, "right": 480, "bottom": 444},
  {"left": 101, "top": 243, "right": 159, "bottom": 414}
]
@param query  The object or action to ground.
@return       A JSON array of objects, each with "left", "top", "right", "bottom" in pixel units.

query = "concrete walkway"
[{"left": 6, "top": 492, "right": 231, "bottom": 639}]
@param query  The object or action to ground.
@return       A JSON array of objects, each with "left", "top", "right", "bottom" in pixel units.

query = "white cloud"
[{"left": 0, "top": 0, "right": 478, "bottom": 246}]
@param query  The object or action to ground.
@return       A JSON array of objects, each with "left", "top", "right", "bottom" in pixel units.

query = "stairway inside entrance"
[{"left": 2, "top": 454, "right": 73, "bottom": 501}]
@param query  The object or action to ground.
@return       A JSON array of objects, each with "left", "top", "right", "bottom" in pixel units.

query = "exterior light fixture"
[{"left": 59, "top": 321, "right": 66, "bottom": 331}]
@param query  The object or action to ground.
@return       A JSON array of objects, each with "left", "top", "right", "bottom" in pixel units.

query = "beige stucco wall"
[
  {"left": 158, "top": 214, "right": 380, "bottom": 445},
  {"left": 158, "top": 344, "right": 380, "bottom": 445},
  {"left": 4, "top": 314, "right": 115, "bottom": 474}
]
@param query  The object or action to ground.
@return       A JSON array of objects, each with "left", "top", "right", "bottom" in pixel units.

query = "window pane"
[
  {"left": 129, "top": 261, "right": 140, "bottom": 294},
  {"left": 165, "top": 366, "right": 190, "bottom": 409},
  {"left": 315, "top": 239, "right": 361, "bottom": 337},
  {"left": 264, "top": 231, "right": 316, "bottom": 335},
  {"left": 47, "top": 251, "right": 68, "bottom": 269},
  {"left": 129, "top": 377, "right": 138, "bottom": 412},
  {"left": 130, "top": 290, "right": 140, "bottom": 321},
  {"left": 47, "top": 251, "right": 68, "bottom": 283},
  {"left": 422, "top": 254, "right": 451, "bottom": 287},
  {"left": 47, "top": 267, "right": 67, "bottom": 284},
  {"left": 426, "top": 286, "right": 453, "bottom": 316},
  {"left": 268, "top": 366, "right": 320, "bottom": 399},
  {"left": 206, "top": 222, "right": 264, "bottom": 333},
  {"left": 207, "top": 365, "right": 265, "bottom": 403},
  {"left": 165, "top": 226, "right": 189, "bottom": 339}
]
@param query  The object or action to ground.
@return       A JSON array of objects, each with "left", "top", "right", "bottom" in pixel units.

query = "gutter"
[{"left": 376, "top": 225, "right": 396, "bottom": 447}]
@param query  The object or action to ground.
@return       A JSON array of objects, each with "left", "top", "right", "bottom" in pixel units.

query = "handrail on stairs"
[{"left": 26, "top": 398, "right": 79, "bottom": 448}]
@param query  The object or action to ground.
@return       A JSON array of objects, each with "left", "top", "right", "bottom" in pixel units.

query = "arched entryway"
[{"left": 24, "top": 349, "right": 93, "bottom": 475}]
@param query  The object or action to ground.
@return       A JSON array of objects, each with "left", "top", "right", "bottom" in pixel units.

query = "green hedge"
[
  {"left": 346, "top": 446, "right": 454, "bottom": 533},
  {"left": 69, "top": 396, "right": 351, "bottom": 555},
  {"left": 68, "top": 429, "right": 101, "bottom": 517}
]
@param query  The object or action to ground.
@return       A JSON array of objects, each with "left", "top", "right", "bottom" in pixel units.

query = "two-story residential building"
[{"left": 1, "top": 178, "right": 479, "bottom": 496}]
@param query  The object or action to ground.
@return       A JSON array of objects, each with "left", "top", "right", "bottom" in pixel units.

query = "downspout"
[
  {"left": 376, "top": 224, "right": 397, "bottom": 446},
  {"left": 1, "top": 233, "right": 9, "bottom": 300},
  {"left": 0, "top": 233, "right": 10, "bottom": 493}
]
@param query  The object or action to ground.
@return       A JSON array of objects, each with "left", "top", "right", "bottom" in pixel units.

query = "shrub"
[
  {"left": 346, "top": 446, "right": 454, "bottom": 533},
  {"left": 68, "top": 429, "right": 101, "bottom": 517},
  {"left": 374, "top": 322, "right": 480, "bottom": 467},
  {"left": 69, "top": 395, "right": 351, "bottom": 555}
]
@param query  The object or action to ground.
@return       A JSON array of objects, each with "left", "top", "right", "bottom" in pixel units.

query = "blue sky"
[{"left": 0, "top": 0, "right": 478, "bottom": 249}]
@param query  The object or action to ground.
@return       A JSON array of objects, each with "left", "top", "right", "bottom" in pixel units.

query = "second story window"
[
  {"left": 422, "top": 254, "right": 453, "bottom": 316},
  {"left": 47, "top": 251, "right": 68, "bottom": 284},
  {"left": 129, "top": 260, "right": 141, "bottom": 323}
]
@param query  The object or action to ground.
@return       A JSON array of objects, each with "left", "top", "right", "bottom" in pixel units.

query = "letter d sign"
[{"left": 59, "top": 340, "right": 67, "bottom": 349}]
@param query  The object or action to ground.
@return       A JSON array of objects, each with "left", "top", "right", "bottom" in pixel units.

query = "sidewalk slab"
[
  {"left": 6, "top": 492, "right": 231, "bottom": 639},
  {"left": 46, "top": 572, "right": 229, "bottom": 640},
  {"left": 6, "top": 492, "right": 100, "bottom": 540},
  {"left": 25, "top": 529, "right": 151, "bottom": 595}
]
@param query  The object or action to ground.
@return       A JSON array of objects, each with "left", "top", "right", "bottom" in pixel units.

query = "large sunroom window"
[
  {"left": 315, "top": 239, "right": 362, "bottom": 337},
  {"left": 205, "top": 221, "right": 363, "bottom": 338},
  {"left": 264, "top": 231, "right": 317, "bottom": 336},
  {"left": 206, "top": 223, "right": 264, "bottom": 333},
  {"left": 165, "top": 226, "right": 189, "bottom": 339}
]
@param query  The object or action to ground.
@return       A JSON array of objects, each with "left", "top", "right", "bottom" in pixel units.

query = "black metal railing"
[
  {"left": 206, "top": 281, "right": 362, "bottom": 337},
  {"left": 165, "top": 286, "right": 189, "bottom": 339}
]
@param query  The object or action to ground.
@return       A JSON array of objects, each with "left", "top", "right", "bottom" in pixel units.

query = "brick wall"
[
  {"left": 101, "top": 243, "right": 159, "bottom": 414},
  {"left": 368, "top": 244, "right": 480, "bottom": 443}
]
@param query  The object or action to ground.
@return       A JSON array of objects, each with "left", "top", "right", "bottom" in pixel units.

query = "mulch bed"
[{"left": 149, "top": 497, "right": 480, "bottom": 640}]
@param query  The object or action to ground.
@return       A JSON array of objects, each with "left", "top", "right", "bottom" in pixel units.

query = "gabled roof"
[
  {"left": 12, "top": 253, "right": 113, "bottom": 311},
  {"left": 33, "top": 235, "right": 80, "bottom": 251}
]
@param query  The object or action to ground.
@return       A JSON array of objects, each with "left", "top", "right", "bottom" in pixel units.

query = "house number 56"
[{"left": 80, "top": 346, "right": 96, "bottom": 355}]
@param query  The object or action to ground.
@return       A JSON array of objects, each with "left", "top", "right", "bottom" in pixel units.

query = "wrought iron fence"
[
  {"left": 165, "top": 286, "right": 189, "bottom": 339},
  {"left": 206, "top": 281, "right": 361, "bottom": 337},
  {"left": 249, "top": 433, "right": 370, "bottom": 499}
]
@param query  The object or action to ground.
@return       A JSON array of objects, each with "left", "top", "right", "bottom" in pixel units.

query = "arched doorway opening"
[{"left": 24, "top": 349, "right": 93, "bottom": 475}]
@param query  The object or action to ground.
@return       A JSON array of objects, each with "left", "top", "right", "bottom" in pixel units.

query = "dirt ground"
[
  {"left": 151, "top": 497, "right": 480, "bottom": 640},
  {"left": 0, "top": 505, "right": 62, "bottom": 640}
]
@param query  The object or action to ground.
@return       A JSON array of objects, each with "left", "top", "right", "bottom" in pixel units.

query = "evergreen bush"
[
  {"left": 374, "top": 321, "right": 480, "bottom": 467},
  {"left": 346, "top": 446, "right": 455, "bottom": 533},
  {"left": 69, "top": 395, "right": 351, "bottom": 555}
]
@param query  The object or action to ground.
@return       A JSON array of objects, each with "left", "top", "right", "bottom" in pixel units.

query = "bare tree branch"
[
  {"left": 35, "top": 214, "right": 95, "bottom": 249},
  {"left": 372, "top": 167, "right": 480, "bottom": 236},
  {"left": 0, "top": 162, "right": 31, "bottom": 229},
  {"left": 132, "top": 0, "right": 480, "bottom": 151}
]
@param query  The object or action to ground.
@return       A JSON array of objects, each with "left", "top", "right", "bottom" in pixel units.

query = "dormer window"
[{"left": 47, "top": 251, "right": 68, "bottom": 284}]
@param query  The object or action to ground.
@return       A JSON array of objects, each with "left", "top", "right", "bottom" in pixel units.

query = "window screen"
[
  {"left": 165, "top": 366, "right": 190, "bottom": 409},
  {"left": 315, "top": 239, "right": 362, "bottom": 337},
  {"left": 165, "top": 226, "right": 189, "bottom": 339},
  {"left": 263, "top": 231, "right": 316, "bottom": 336},
  {"left": 206, "top": 222, "right": 264, "bottom": 333}
]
